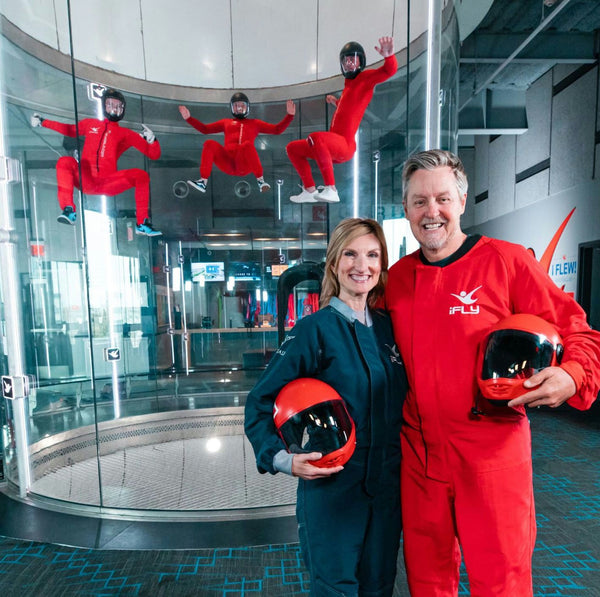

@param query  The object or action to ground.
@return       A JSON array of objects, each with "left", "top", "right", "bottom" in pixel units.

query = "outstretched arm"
[
  {"left": 368, "top": 36, "right": 397, "bottom": 81},
  {"left": 256, "top": 100, "right": 295, "bottom": 134},
  {"left": 178, "top": 105, "right": 224, "bottom": 135},
  {"left": 375, "top": 36, "right": 394, "bottom": 58},
  {"left": 32, "top": 113, "right": 78, "bottom": 137}
]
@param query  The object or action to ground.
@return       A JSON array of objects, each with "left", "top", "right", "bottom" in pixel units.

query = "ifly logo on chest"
[{"left": 449, "top": 285, "right": 482, "bottom": 315}]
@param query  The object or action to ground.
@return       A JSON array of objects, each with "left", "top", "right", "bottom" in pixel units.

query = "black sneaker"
[{"left": 57, "top": 206, "right": 77, "bottom": 225}]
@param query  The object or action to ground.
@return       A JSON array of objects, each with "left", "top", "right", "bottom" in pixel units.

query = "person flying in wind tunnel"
[
  {"left": 30, "top": 88, "right": 162, "bottom": 236},
  {"left": 178, "top": 95, "right": 295, "bottom": 194},
  {"left": 286, "top": 36, "right": 396, "bottom": 204}
]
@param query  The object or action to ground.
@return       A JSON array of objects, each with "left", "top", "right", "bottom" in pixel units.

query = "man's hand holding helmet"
[
  {"left": 507, "top": 367, "right": 576, "bottom": 409},
  {"left": 477, "top": 313, "right": 576, "bottom": 409}
]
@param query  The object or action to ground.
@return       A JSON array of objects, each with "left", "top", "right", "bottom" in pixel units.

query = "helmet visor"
[
  {"left": 278, "top": 400, "right": 353, "bottom": 456},
  {"left": 481, "top": 329, "right": 556, "bottom": 381},
  {"left": 104, "top": 97, "right": 124, "bottom": 118},
  {"left": 341, "top": 54, "right": 361, "bottom": 75},
  {"left": 231, "top": 101, "right": 249, "bottom": 117}
]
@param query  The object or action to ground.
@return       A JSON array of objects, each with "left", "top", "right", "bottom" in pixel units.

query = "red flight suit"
[
  {"left": 41, "top": 118, "right": 160, "bottom": 225},
  {"left": 286, "top": 55, "right": 397, "bottom": 188},
  {"left": 385, "top": 235, "right": 600, "bottom": 597},
  {"left": 183, "top": 114, "right": 293, "bottom": 180}
]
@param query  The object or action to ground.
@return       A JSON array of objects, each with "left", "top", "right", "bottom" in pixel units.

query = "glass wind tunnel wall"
[{"left": 0, "top": 2, "right": 459, "bottom": 514}]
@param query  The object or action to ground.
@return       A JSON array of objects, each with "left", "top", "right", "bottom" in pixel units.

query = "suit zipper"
[{"left": 97, "top": 121, "right": 108, "bottom": 174}]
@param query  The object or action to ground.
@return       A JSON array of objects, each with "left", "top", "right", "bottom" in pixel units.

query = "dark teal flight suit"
[{"left": 245, "top": 297, "right": 407, "bottom": 597}]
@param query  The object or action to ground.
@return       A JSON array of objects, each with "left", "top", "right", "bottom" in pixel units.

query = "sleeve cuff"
[
  {"left": 560, "top": 360, "right": 585, "bottom": 391},
  {"left": 273, "top": 449, "right": 293, "bottom": 476}
]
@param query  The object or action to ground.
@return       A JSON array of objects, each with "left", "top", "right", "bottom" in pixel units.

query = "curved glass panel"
[
  {"left": 0, "top": 0, "right": 459, "bottom": 513},
  {"left": 440, "top": 9, "right": 460, "bottom": 153}
]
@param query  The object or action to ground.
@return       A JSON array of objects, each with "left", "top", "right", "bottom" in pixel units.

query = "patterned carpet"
[{"left": 0, "top": 407, "right": 597, "bottom": 596}]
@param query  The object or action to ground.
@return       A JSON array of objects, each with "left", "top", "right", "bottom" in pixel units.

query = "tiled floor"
[{"left": 0, "top": 406, "right": 598, "bottom": 596}]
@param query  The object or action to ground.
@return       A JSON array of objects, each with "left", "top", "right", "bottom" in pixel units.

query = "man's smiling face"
[{"left": 403, "top": 165, "right": 467, "bottom": 262}]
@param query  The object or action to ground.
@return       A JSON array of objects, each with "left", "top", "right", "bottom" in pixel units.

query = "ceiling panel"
[
  {"left": 143, "top": 0, "right": 233, "bottom": 88},
  {"left": 2, "top": 0, "right": 59, "bottom": 49},
  {"left": 232, "top": 0, "right": 318, "bottom": 88},
  {"left": 70, "top": 1, "right": 146, "bottom": 80}
]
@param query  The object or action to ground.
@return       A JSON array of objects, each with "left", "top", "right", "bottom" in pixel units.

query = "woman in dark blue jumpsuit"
[{"left": 245, "top": 218, "right": 407, "bottom": 597}]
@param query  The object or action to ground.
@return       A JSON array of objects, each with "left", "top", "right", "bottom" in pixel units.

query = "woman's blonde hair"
[{"left": 320, "top": 218, "right": 388, "bottom": 309}]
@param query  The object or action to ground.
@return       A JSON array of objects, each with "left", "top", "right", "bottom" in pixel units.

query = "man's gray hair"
[{"left": 402, "top": 149, "right": 468, "bottom": 202}]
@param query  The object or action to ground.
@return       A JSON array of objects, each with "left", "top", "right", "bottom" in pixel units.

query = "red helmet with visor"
[
  {"left": 274, "top": 378, "right": 356, "bottom": 468},
  {"left": 477, "top": 314, "right": 564, "bottom": 405}
]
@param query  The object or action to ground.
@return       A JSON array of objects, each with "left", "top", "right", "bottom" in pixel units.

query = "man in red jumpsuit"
[
  {"left": 286, "top": 36, "right": 396, "bottom": 204},
  {"left": 385, "top": 149, "right": 600, "bottom": 596},
  {"left": 31, "top": 88, "right": 162, "bottom": 236},
  {"left": 178, "top": 94, "right": 295, "bottom": 194}
]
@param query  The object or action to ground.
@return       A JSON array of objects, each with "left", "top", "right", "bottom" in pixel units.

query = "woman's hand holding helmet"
[{"left": 291, "top": 452, "right": 344, "bottom": 480}]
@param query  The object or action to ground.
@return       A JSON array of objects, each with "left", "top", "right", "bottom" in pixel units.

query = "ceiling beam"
[
  {"left": 458, "top": 88, "right": 528, "bottom": 136},
  {"left": 461, "top": 57, "right": 596, "bottom": 65},
  {"left": 460, "top": 31, "right": 598, "bottom": 63},
  {"left": 459, "top": 0, "right": 576, "bottom": 112}
]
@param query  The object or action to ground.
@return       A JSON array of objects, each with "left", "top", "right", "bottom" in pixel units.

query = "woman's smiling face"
[{"left": 335, "top": 233, "right": 382, "bottom": 305}]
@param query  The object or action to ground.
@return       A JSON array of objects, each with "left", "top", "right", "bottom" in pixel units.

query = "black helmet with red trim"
[
  {"left": 477, "top": 314, "right": 564, "bottom": 404},
  {"left": 102, "top": 88, "right": 126, "bottom": 122},
  {"left": 339, "top": 41, "right": 366, "bottom": 79},
  {"left": 274, "top": 378, "right": 356, "bottom": 468},
  {"left": 230, "top": 92, "right": 250, "bottom": 119}
]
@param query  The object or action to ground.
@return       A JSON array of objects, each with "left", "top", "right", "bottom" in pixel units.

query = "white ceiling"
[{"left": 2, "top": 0, "right": 438, "bottom": 94}]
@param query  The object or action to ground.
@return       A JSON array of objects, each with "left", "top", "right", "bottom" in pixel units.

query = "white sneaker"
[
  {"left": 315, "top": 185, "right": 340, "bottom": 203},
  {"left": 188, "top": 178, "right": 207, "bottom": 193},
  {"left": 257, "top": 178, "right": 271, "bottom": 192},
  {"left": 290, "top": 187, "right": 318, "bottom": 203}
]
